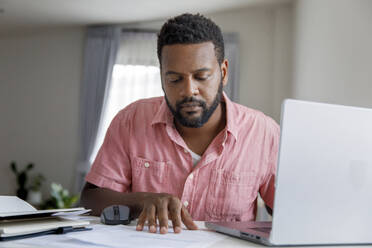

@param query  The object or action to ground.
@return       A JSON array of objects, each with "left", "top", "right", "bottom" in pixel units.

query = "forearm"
[{"left": 79, "top": 182, "right": 145, "bottom": 217}]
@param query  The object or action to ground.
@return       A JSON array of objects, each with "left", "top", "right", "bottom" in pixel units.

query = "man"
[{"left": 81, "top": 13, "right": 279, "bottom": 235}]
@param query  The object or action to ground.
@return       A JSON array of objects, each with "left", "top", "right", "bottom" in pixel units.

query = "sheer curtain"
[
  {"left": 76, "top": 26, "right": 121, "bottom": 191},
  {"left": 90, "top": 31, "right": 162, "bottom": 164},
  {"left": 223, "top": 33, "right": 240, "bottom": 102}
]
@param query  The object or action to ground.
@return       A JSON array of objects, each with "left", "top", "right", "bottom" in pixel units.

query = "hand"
[{"left": 135, "top": 193, "right": 198, "bottom": 234}]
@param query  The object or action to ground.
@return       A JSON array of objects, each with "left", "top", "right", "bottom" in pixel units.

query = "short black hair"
[{"left": 157, "top": 13, "right": 225, "bottom": 66}]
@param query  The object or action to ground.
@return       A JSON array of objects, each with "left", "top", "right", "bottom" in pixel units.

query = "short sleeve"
[
  {"left": 259, "top": 120, "right": 280, "bottom": 209},
  {"left": 85, "top": 112, "right": 132, "bottom": 192}
]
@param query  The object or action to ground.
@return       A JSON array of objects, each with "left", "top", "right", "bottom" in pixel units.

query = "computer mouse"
[{"left": 100, "top": 205, "right": 132, "bottom": 225}]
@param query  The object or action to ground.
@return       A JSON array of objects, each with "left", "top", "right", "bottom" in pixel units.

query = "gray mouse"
[{"left": 100, "top": 205, "right": 132, "bottom": 225}]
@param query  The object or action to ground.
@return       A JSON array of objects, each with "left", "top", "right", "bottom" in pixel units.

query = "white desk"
[{"left": 0, "top": 218, "right": 369, "bottom": 248}]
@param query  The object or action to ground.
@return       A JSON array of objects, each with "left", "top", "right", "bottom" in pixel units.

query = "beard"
[{"left": 164, "top": 81, "right": 223, "bottom": 128}]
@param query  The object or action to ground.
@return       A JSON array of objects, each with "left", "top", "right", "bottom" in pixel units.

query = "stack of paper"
[{"left": 0, "top": 196, "right": 91, "bottom": 241}]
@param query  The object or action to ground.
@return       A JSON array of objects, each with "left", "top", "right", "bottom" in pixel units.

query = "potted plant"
[
  {"left": 41, "top": 183, "right": 79, "bottom": 209},
  {"left": 28, "top": 173, "right": 45, "bottom": 206},
  {"left": 10, "top": 161, "right": 34, "bottom": 200}
]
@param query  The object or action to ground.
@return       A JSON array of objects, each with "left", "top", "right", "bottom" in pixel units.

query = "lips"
[
  {"left": 180, "top": 103, "right": 202, "bottom": 112},
  {"left": 180, "top": 103, "right": 201, "bottom": 108}
]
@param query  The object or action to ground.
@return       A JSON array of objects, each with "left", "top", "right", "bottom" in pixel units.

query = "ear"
[{"left": 220, "top": 59, "right": 229, "bottom": 87}]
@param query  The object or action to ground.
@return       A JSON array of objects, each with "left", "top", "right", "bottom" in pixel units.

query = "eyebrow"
[{"left": 165, "top": 68, "right": 212, "bottom": 76}]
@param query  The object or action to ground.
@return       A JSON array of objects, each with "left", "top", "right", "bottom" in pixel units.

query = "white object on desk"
[
  {"left": 0, "top": 196, "right": 36, "bottom": 213},
  {"left": 7, "top": 218, "right": 227, "bottom": 248},
  {"left": 0, "top": 196, "right": 91, "bottom": 240},
  {"left": 0, "top": 217, "right": 90, "bottom": 238},
  {"left": 0, "top": 196, "right": 89, "bottom": 219},
  {"left": 66, "top": 222, "right": 224, "bottom": 248}
]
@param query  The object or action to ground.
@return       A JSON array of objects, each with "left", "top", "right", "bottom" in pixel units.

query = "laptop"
[{"left": 206, "top": 99, "right": 372, "bottom": 246}]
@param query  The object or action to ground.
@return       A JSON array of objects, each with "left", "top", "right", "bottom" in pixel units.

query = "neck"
[{"left": 175, "top": 102, "right": 226, "bottom": 139}]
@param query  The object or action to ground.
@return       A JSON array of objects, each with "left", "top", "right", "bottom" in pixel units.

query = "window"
[{"left": 90, "top": 64, "right": 162, "bottom": 163}]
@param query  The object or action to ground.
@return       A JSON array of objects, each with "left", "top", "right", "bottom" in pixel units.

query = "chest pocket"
[
  {"left": 131, "top": 157, "right": 169, "bottom": 192},
  {"left": 205, "top": 169, "right": 258, "bottom": 221}
]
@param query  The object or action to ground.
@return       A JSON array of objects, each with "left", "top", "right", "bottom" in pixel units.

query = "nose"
[{"left": 181, "top": 77, "right": 199, "bottom": 97}]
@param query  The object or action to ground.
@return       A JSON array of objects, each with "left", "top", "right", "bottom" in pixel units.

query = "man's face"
[{"left": 160, "top": 42, "right": 228, "bottom": 128}]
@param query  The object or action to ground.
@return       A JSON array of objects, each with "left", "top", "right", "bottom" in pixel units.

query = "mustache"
[{"left": 176, "top": 97, "right": 206, "bottom": 109}]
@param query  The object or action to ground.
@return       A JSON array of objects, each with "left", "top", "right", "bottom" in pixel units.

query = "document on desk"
[
  {"left": 0, "top": 196, "right": 36, "bottom": 213},
  {"left": 66, "top": 223, "right": 225, "bottom": 248},
  {"left": 0, "top": 196, "right": 91, "bottom": 241},
  {"left": 0, "top": 196, "right": 90, "bottom": 220},
  {"left": 10, "top": 220, "right": 225, "bottom": 248}
]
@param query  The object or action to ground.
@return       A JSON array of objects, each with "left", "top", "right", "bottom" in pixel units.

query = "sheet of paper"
[
  {"left": 52, "top": 209, "right": 91, "bottom": 217},
  {"left": 7, "top": 219, "right": 225, "bottom": 248},
  {"left": 0, "top": 196, "right": 36, "bottom": 213},
  {"left": 65, "top": 223, "right": 225, "bottom": 248},
  {"left": 12, "top": 235, "right": 105, "bottom": 248},
  {"left": 0, "top": 195, "right": 89, "bottom": 218}
]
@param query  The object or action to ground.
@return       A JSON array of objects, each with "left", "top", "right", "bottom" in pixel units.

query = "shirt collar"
[
  {"left": 151, "top": 98, "right": 173, "bottom": 126},
  {"left": 151, "top": 92, "right": 238, "bottom": 141},
  {"left": 222, "top": 91, "right": 239, "bottom": 141}
]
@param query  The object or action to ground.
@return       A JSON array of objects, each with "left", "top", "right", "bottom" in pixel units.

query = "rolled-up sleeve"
[{"left": 85, "top": 112, "right": 132, "bottom": 193}]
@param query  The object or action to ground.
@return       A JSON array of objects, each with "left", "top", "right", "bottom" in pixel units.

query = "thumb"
[{"left": 181, "top": 206, "right": 198, "bottom": 230}]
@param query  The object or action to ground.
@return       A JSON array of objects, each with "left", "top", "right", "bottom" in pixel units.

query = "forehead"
[{"left": 161, "top": 42, "right": 218, "bottom": 71}]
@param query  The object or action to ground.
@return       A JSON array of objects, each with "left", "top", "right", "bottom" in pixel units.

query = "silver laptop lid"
[{"left": 271, "top": 99, "right": 372, "bottom": 245}]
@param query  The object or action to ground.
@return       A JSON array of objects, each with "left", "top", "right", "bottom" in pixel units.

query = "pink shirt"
[{"left": 86, "top": 93, "right": 280, "bottom": 222}]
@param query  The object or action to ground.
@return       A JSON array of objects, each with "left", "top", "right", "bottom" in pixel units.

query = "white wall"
[
  {"left": 209, "top": 5, "right": 293, "bottom": 121},
  {"left": 293, "top": 0, "right": 372, "bottom": 108},
  {"left": 0, "top": 27, "right": 84, "bottom": 196}
]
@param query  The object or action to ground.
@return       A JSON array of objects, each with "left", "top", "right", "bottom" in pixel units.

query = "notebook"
[{"left": 0, "top": 196, "right": 91, "bottom": 241}]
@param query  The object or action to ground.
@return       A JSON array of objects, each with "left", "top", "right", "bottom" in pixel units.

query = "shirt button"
[
  {"left": 189, "top": 174, "right": 194, "bottom": 179},
  {"left": 144, "top": 162, "right": 150, "bottom": 168},
  {"left": 183, "top": 201, "right": 189, "bottom": 207}
]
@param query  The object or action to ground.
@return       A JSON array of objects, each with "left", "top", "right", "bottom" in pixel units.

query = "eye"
[
  {"left": 167, "top": 75, "right": 182, "bottom": 83},
  {"left": 195, "top": 74, "right": 210, "bottom": 81},
  {"left": 170, "top": 78, "right": 181, "bottom": 83}
]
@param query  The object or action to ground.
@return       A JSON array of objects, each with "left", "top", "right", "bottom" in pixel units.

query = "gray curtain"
[
  {"left": 116, "top": 30, "right": 159, "bottom": 66},
  {"left": 223, "top": 33, "right": 240, "bottom": 102},
  {"left": 75, "top": 26, "right": 121, "bottom": 192}
]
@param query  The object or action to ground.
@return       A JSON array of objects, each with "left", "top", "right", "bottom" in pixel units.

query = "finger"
[
  {"left": 181, "top": 206, "right": 198, "bottom": 230},
  {"left": 158, "top": 201, "right": 169, "bottom": 234},
  {"left": 169, "top": 200, "right": 182, "bottom": 233},
  {"left": 146, "top": 204, "right": 157, "bottom": 233},
  {"left": 136, "top": 210, "right": 146, "bottom": 231}
]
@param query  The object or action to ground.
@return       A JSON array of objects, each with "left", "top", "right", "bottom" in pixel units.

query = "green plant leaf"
[{"left": 26, "top": 163, "right": 34, "bottom": 171}]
